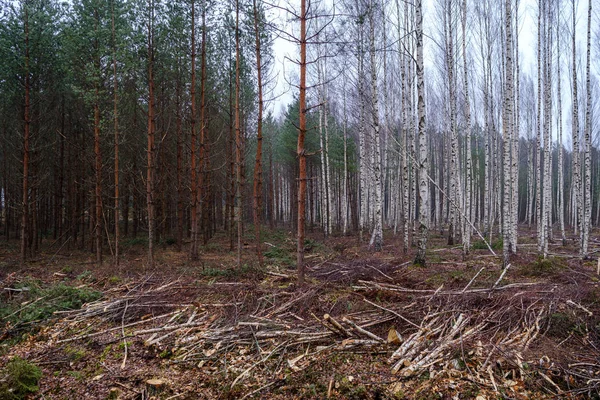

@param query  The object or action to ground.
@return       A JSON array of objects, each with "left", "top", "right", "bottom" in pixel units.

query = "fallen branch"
[{"left": 363, "top": 298, "right": 420, "bottom": 329}]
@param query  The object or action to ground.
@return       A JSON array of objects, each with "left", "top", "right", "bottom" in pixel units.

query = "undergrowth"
[
  {"left": 472, "top": 238, "right": 503, "bottom": 251},
  {"left": 522, "top": 256, "right": 565, "bottom": 277},
  {"left": 0, "top": 357, "right": 42, "bottom": 400},
  {"left": 1, "top": 280, "right": 102, "bottom": 340}
]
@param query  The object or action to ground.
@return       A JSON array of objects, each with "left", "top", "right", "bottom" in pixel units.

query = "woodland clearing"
[{"left": 2, "top": 227, "right": 600, "bottom": 399}]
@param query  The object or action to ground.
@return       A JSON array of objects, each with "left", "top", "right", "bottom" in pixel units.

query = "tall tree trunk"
[
  {"left": 556, "top": 5, "right": 566, "bottom": 246},
  {"left": 176, "top": 75, "right": 183, "bottom": 251},
  {"left": 190, "top": 0, "right": 199, "bottom": 261},
  {"left": 342, "top": 74, "right": 348, "bottom": 236},
  {"left": 445, "top": 0, "right": 459, "bottom": 246},
  {"left": 94, "top": 77, "right": 102, "bottom": 264},
  {"left": 235, "top": 0, "right": 243, "bottom": 267},
  {"left": 369, "top": 1, "right": 383, "bottom": 251},
  {"left": 581, "top": 0, "right": 592, "bottom": 257},
  {"left": 252, "top": 0, "right": 264, "bottom": 264},
  {"left": 414, "top": 0, "right": 428, "bottom": 266},
  {"left": 461, "top": 0, "right": 472, "bottom": 256},
  {"left": 571, "top": 0, "right": 580, "bottom": 240},
  {"left": 112, "top": 0, "right": 120, "bottom": 266},
  {"left": 146, "top": 0, "right": 156, "bottom": 267},
  {"left": 368, "top": 0, "right": 383, "bottom": 251},
  {"left": 542, "top": 1, "right": 552, "bottom": 257},
  {"left": 297, "top": 0, "right": 307, "bottom": 284},
  {"left": 199, "top": 5, "right": 208, "bottom": 246},
  {"left": 502, "top": 0, "right": 514, "bottom": 266},
  {"left": 511, "top": 0, "right": 520, "bottom": 252},
  {"left": 536, "top": 0, "right": 543, "bottom": 253},
  {"left": 20, "top": 5, "right": 30, "bottom": 264},
  {"left": 357, "top": 20, "right": 366, "bottom": 243}
]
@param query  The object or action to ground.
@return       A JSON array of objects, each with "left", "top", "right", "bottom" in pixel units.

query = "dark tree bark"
[{"left": 297, "top": 0, "right": 307, "bottom": 284}]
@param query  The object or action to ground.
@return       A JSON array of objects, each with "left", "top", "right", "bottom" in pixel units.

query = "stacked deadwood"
[{"left": 50, "top": 274, "right": 600, "bottom": 397}]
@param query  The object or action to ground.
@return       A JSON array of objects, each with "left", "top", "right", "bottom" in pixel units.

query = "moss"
[
  {"left": 0, "top": 357, "right": 42, "bottom": 400},
  {"left": 65, "top": 346, "right": 86, "bottom": 361}
]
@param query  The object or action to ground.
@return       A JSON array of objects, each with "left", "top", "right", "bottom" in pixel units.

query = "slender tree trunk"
[
  {"left": 556, "top": 7, "right": 566, "bottom": 246},
  {"left": 357, "top": 21, "right": 366, "bottom": 243},
  {"left": 20, "top": 6, "right": 30, "bottom": 264},
  {"left": 176, "top": 77, "right": 183, "bottom": 251},
  {"left": 368, "top": 1, "right": 383, "bottom": 251},
  {"left": 571, "top": 0, "right": 580, "bottom": 240},
  {"left": 342, "top": 74, "right": 348, "bottom": 236},
  {"left": 581, "top": 0, "right": 592, "bottom": 257},
  {"left": 252, "top": 0, "right": 264, "bottom": 264},
  {"left": 235, "top": 0, "right": 243, "bottom": 267},
  {"left": 511, "top": 0, "right": 520, "bottom": 252},
  {"left": 93, "top": 9, "right": 102, "bottom": 264},
  {"left": 317, "top": 59, "right": 328, "bottom": 235},
  {"left": 542, "top": 1, "right": 552, "bottom": 257},
  {"left": 112, "top": 0, "right": 120, "bottom": 266},
  {"left": 536, "top": 0, "right": 543, "bottom": 253},
  {"left": 297, "top": 0, "right": 307, "bottom": 284},
  {"left": 146, "top": 0, "right": 156, "bottom": 267},
  {"left": 445, "top": 0, "right": 459, "bottom": 246},
  {"left": 199, "top": 6, "right": 208, "bottom": 245},
  {"left": 414, "top": 0, "right": 428, "bottom": 266},
  {"left": 502, "top": 0, "right": 514, "bottom": 266},
  {"left": 461, "top": 0, "right": 472, "bottom": 256},
  {"left": 190, "top": 0, "right": 199, "bottom": 261}
]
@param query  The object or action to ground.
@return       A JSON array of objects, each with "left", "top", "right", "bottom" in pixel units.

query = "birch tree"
[
  {"left": 368, "top": 0, "right": 383, "bottom": 251},
  {"left": 414, "top": 0, "right": 428, "bottom": 266},
  {"left": 461, "top": 0, "right": 472, "bottom": 255},
  {"left": 571, "top": 0, "right": 581, "bottom": 242},
  {"left": 581, "top": 0, "right": 592, "bottom": 257},
  {"left": 502, "top": 0, "right": 514, "bottom": 265}
]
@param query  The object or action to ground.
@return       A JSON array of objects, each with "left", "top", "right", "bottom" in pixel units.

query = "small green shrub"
[
  {"left": 303, "top": 238, "right": 320, "bottom": 252},
  {"left": 472, "top": 238, "right": 503, "bottom": 251},
  {"left": 264, "top": 246, "right": 294, "bottom": 266},
  {"left": 264, "top": 246, "right": 288, "bottom": 259},
  {"left": 201, "top": 263, "right": 263, "bottom": 279},
  {"left": 122, "top": 237, "right": 147, "bottom": 247},
  {"left": 524, "top": 256, "right": 564, "bottom": 277},
  {"left": 1, "top": 281, "right": 102, "bottom": 339},
  {"left": 0, "top": 357, "right": 42, "bottom": 400}
]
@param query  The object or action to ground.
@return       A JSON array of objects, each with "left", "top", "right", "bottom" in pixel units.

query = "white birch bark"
[
  {"left": 414, "top": 0, "right": 428, "bottom": 266},
  {"left": 556, "top": 6, "right": 566, "bottom": 245},
  {"left": 317, "top": 61, "right": 328, "bottom": 235},
  {"left": 571, "top": 0, "right": 581, "bottom": 239},
  {"left": 461, "top": 0, "right": 472, "bottom": 255},
  {"left": 444, "top": 0, "right": 459, "bottom": 246},
  {"left": 502, "top": 0, "right": 514, "bottom": 265},
  {"left": 536, "top": 0, "right": 543, "bottom": 253},
  {"left": 542, "top": 0, "right": 553, "bottom": 257},
  {"left": 397, "top": 0, "right": 409, "bottom": 253},
  {"left": 581, "top": 0, "right": 592, "bottom": 257},
  {"left": 368, "top": 0, "right": 383, "bottom": 250},
  {"left": 358, "top": 20, "right": 367, "bottom": 242},
  {"left": 511, "top": 0, "right": 520, "bottom": 252}
]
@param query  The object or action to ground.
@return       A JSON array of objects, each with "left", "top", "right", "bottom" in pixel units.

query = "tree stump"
[{"left": 145, "top": 379, "right": 165, "bottom": 397}]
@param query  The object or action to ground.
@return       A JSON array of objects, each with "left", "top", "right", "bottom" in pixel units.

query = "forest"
[{"left": 1, "top": 0, "right": 600, "bottom": 398}]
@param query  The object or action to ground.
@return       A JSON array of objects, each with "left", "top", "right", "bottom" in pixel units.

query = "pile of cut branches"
[{"left": 42, "top": 267, "right": 600, "bottom": 398}]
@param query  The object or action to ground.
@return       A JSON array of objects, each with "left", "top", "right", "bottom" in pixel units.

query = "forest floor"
[{"left": 1, "top": 227, "right": 600, "bottom": 399}]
